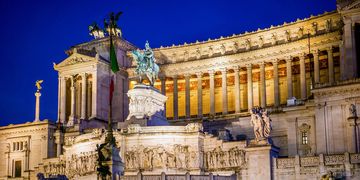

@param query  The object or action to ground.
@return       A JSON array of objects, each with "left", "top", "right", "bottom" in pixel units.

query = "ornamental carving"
[
  {"left": 43, "top": 151, "right": 97, "bottom": 179},
  {"left": 300, "top": 156, "right": 319, "bottom": 167},
  {"left": 125, "top": 144, "right": 200, "bottom": 171},
  {"left": 205, "top": 146, "right": 246, "bottom": 170},
  {"left": 64, "top": 57, "right": 92, "bottom": 66},
  {"left": 126, "top": 85, "right": 167, "bottom": 120},
  {"left": 65, "top": 152, "right": 98, "bottom": 178},
  {"left": 276, "top": 158, "right": 295, "bottom": 168},
  {"left": 324, "top": 154, "right": 345, "bottom": 165},
  {"left": 43, "top": 160, "right": 66, "bottom": 177},
  {"left": 350, "top": 154, "right": 360, "bottom": 164}
]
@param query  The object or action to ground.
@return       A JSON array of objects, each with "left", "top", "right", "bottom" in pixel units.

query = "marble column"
[
  {"left": 160, "top": 77, "right": 166, "bottom": 117},
  {"left": 234, "top": 66, "right": 241, "bottom": 113},
  {"left": 327, "top": 47, "right": 334, "bottom": 84},
  {"left": 60, "top": 76, "right": 67, "bottom": 123},
  {"left": 209, "top": 70, "right": 215, "bottom": 116},
  {"left": 196, "top": 72, "right": 203, "bottom": 118},
  {"left": 173, "top": 76, "right": 178, "bottom": 120},
  {"left": 273, "top": 59, "right": 280, "bottom": 107},
  {"left": 81, "top": 73, "right": 87, "bottom": 119},
  {"left": 313, "top": 50, "right": 320, "bottom": 84},
  {"left": 299, "top": 54, "right": 307, "bottom": 100},
  {"left": 34, "top": 91, "right": 41, "bottom": 122},
  {"left": 260, "top": 62, "right": 266, "bottom": 108},
  {"left": 286, "top": 58, "right": 293, "bottom": 99},
  {"left": 91, "top": 72, "right": 98, "bottom": 118},
  {"left": 68, "top": 75, "right": 76, "bottom": 126},
  {"left": 247, "top": 64, "right": 253, "bottom": 110},
  {"left": 184, "top": 74, "right": 191, "bottom": 119},
  {"left": 57, "top": 77, "right": 61, "bottom": 123},
  {"left": 221, "top": 68, "right": 228, "bottom": 115}
]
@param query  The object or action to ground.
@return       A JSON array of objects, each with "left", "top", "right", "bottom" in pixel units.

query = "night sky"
[{"left": 0, "top": 0, "right": 335, "bottom": 126}]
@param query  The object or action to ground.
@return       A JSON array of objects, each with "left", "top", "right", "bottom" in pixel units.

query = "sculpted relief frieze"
[
  {"left": 43, "top": 151, "right": 97, "bottom": 179},
  {"left": 205, "top": 146, "right": 246, "bottom": 170},
  {"left": 125, "top": 144, "right": 201, "bottom": 171}
]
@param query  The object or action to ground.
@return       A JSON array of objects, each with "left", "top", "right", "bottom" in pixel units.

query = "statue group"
[
  {"left": 131, "top": 41, "right": 160, "bottom": 86},
  {"left": 250, "top": 107, "right": 272, "bottom": 141}
]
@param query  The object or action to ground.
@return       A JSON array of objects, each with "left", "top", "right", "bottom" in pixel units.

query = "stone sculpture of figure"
[
  {"left": 262, "top": 109, "right": 272, "bottom": 138},
  {"left": 250, "top": 108, "right": 264, "bottom": 140},
  {"left": 131, "top": 41, "right": 160, "bottom": 86},
  {"left": 250, "top": 107, "right": 272, "bottom": 141},
  {"left": 35, "top": 80, "right": 43, "bottom": 92},
  {"left": 349, "top": 104, "right": 357, "bottom": 118}
]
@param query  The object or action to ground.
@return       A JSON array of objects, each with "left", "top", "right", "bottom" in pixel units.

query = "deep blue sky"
[{"left": 0, "top": 0, "right": 335, "bottom": 126}]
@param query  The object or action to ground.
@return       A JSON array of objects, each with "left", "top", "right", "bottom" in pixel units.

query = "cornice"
[
  {"left": 126, "top": 32, "right": 340, "bottom": 77},
  {"left": 151, "top": 11, "right": 340, "bottom": 63},
  {"left": 312, "top": 79, "right": 360, "bottom": 99},
  {"left": 54, "top": 52, "right": 99, "bottom": 71},
  {"left": 0, "top": 120, "right": 55, "bottom": 136},
  {"left": 67, "top": 37, "right": 137, "bottom": 55}
]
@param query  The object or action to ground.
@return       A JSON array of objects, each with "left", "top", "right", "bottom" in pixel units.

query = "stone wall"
[{"left": 274, "top": 153, "right": 360, "bottom": 179}]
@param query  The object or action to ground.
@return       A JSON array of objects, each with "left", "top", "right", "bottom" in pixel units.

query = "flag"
[
  {"left": 110, "top": 36, "right": 119, "bottom": 73},
  {"left": 109, "top": 35, "right": 119, "bottom": 105}
]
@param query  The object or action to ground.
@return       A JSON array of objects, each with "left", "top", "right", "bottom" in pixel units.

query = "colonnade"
[
  {"left": 58, "top": 73, "right": 93, "bottom": 125},
  {"left": 161, "top": 47, "right": 337, "bottom": 120}
]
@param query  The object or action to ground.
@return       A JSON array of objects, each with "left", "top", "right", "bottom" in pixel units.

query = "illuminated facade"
[{"left": 1, "top": 0, "right": 360, "bottom": 179}]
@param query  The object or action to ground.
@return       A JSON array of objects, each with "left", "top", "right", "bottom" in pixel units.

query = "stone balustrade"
[{"left": 274, "top": 153, "right": 360, "bottom": 179}]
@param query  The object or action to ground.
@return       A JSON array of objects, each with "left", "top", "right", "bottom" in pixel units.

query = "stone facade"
[{"left": 1, "top": 0, "right": 360, "bottom": 179}]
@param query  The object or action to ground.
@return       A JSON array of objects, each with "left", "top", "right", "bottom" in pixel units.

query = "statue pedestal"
[
  {"left": 242, "top": 144, "right": 279, "bottom": 180},
  {"left": 125, "top": 84, "right": 168, "bottom": 126}
]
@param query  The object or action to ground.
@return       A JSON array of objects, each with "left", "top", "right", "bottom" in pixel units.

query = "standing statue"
[
  {"left": 131, "top": 41, "right": 160, "bottom": 86},
  {"left": 250, "top": 107, "right": 272, "bottom": 141},
  {"left": 35, "top": 80, "right": 43, "bottom": 92},
  {"left": 349, "top": 104, "right": 357, "bottom": 118}
]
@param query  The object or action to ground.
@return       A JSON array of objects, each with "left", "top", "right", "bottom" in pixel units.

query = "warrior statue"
[
  {"left": 131, "top": 41, "right": 160, "bottom": 86},
  {"left": 250, "top": 107, "right": 272, "bottom": 141}
]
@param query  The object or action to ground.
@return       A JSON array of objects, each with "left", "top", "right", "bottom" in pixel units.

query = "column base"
[{"left": 67, "top": 116, "right": 77, "bottom": 127}]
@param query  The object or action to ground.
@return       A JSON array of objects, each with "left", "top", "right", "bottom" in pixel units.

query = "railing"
[
  {"left": 121, "top": 173, "right": 236, "bottom": 180},
  {"left": 274, "top": 153, "right": 360, "bottom": 179}
]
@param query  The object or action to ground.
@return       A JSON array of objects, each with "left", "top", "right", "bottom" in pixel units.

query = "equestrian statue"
[{"left": 131, "top": 41, "right": 160, "bottom": 86}]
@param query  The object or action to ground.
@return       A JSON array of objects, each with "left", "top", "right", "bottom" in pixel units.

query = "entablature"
[
  {"left": 127, "top": 31, "right": 341, "bottom": 77},
  {"left": 152, "top": 11, "right": 341, "bottom": 64}
]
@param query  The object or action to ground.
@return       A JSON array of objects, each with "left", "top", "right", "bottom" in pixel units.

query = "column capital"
[
  {"left": 272, "top": 59, "right": 279, "bottom": 65},
  {"left": 233, "top": 66, "right": 240, "bottom": 72},
  {"left": 285, "top": 56, "right": 293, "bottom": 61},
  {"left": 311, "top": 49, "right": 320, "bottom": 55},
  {"left": 184, "top": 73, "right": 191, "bottom": 78},
  {"left": 208, "top": 69, "right": 215, "bottom": 76},
  {"left": 298, "top": 52, "right": 307, "bottom": 59},
  {"left": 196, "top": 72, "right": 203, "bottom": 77},
  {"left": 259, "top": 61, "right": 266, "bottom": 67},
  {"left": 81, "top": 72, "right": 88, "bottom": 77},
  {"left": 220, "top": 68, "right": 227, "bottom": 73},
  {"left": 246, "top": 63, "right": 252, "bottom": 69},
  {"left": 159, "top": 75, "right": 166, "bottom": 81},
  {"left": 171, "top": 75, "right": 178, "bottom": 80},
  {"left": 233, "top": 66, "right": 240, "bottom": 73},
  {"left": 326, "top": 46, "right": 334, "bottom": 53}
]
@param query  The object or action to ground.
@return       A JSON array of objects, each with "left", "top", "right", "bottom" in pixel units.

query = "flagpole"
[{"left": 106, "top": 14, "right": 115, "bottom": 145}]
